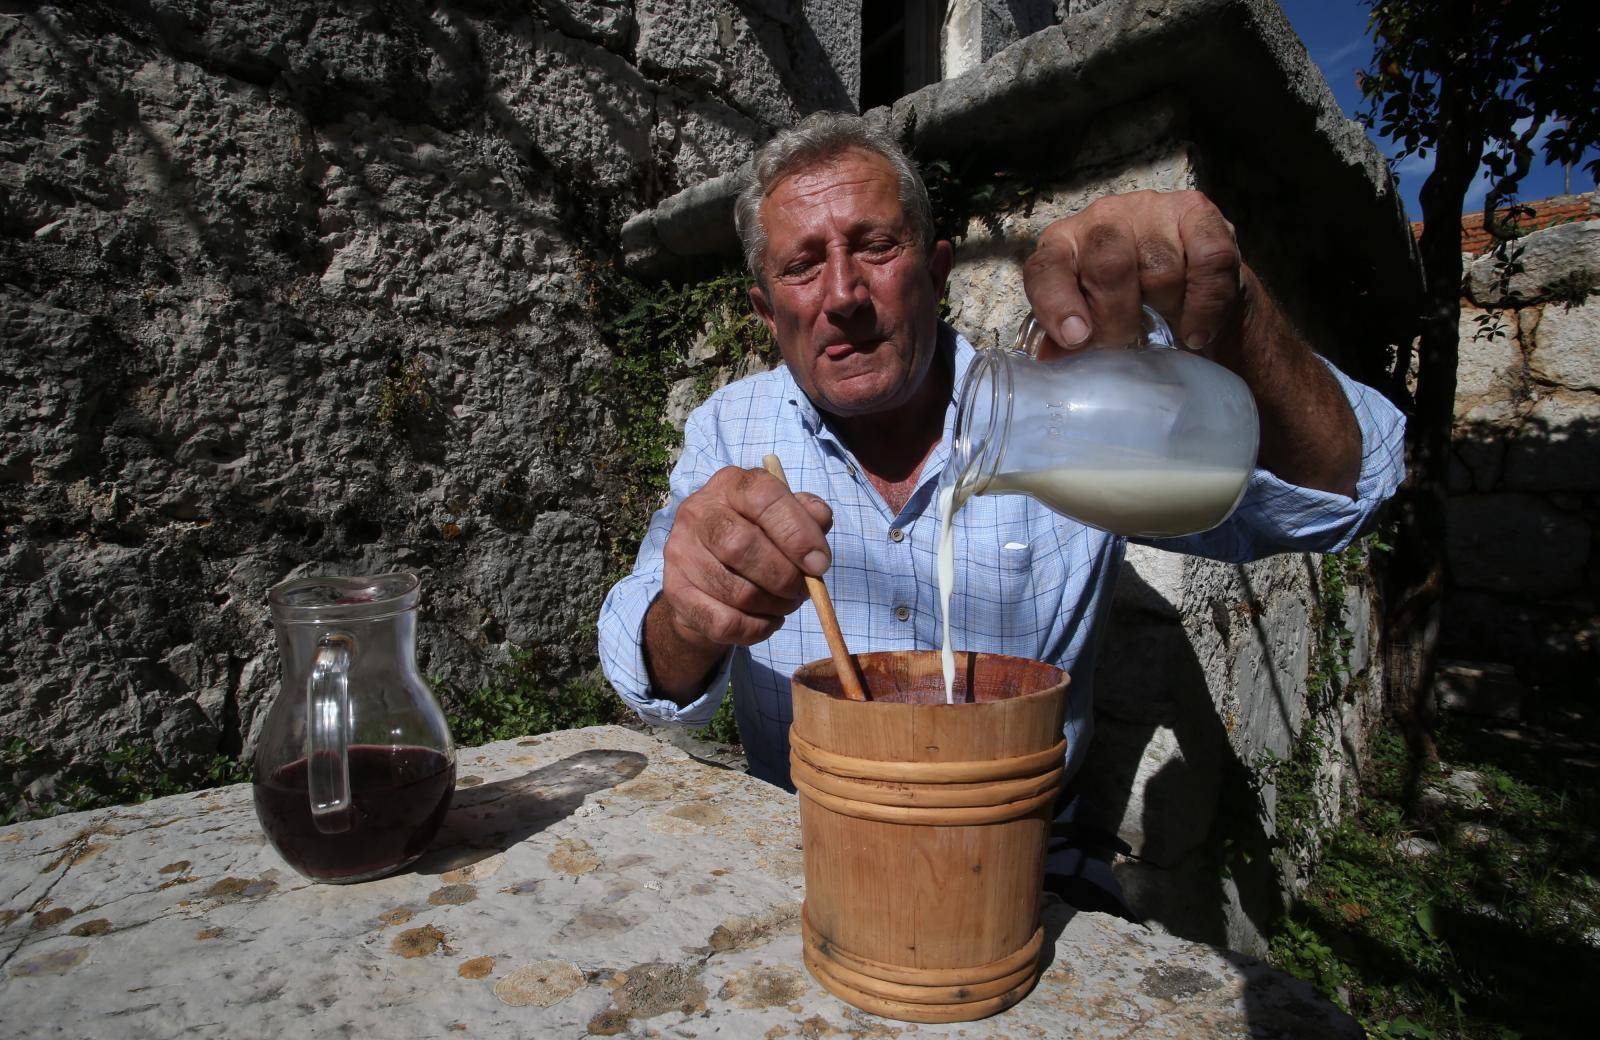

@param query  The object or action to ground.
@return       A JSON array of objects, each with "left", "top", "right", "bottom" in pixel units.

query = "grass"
[
  {"left": 441, "top": 654, "right": 631, "bottom": 748},
  {"left": 1268, "top": 686, "right": 1600, "bottom": 1039},
  {"left": 1, "top": 739, "right": 250, "bottom": 825},
  {"left": 690, "top": 693, "right": 741, "bottom": 746}
]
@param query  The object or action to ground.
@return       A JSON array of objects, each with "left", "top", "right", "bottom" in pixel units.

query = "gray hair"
[{"left": 734, "top": 112, "right": 935, "bottom": 284}]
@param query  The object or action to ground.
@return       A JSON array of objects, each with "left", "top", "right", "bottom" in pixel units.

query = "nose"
[{"left": 820, "top": 249, "right": 869, "bottom": 320}]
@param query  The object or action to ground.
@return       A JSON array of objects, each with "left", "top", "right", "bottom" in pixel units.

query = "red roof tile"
[{"left": 1411, "top": 193, "right": 1597, "bottom": 255}]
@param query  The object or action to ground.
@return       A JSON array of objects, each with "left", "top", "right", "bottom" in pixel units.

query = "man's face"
[{"left": 749, "top": 150, "right": 952, "bottom": 419}]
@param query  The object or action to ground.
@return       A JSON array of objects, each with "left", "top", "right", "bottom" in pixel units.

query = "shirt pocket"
[{"left": 956, "top": 532, "right": 1067, "bottom": 652}]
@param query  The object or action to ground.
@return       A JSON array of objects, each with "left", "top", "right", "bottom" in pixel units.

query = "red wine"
[{"left": 253, "top": 745, "right": 455, "bottom": 882}]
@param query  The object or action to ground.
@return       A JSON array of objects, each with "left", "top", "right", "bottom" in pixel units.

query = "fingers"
[
  {"left": 793, "top": 492, "right": 834, "bottom": 534},
  {"left": 1136, "top": 231, "right": 1186, "bottom": 324},
  {"left": 1023, "top": 203, "right": 1148, "bottom": 354},
  {"left": 666, "top": 580, "right": 788, "bottom": 648},
  {"left": 1176, "top": 202, "right": 1240, "bottom": 351},
  {"left": 727, "top": 469, "right": 832, "bottom": 578},
  {"left": 660, "top": 466, "right": 833, "bottom": 647},
  {"left": 1023, "top": 230, "right": 1091, "bottom": 354},
  {"left": 1075, "top": 218, "right": 1143, "bottom": 348},
  {"left": 1022, "top": 191, "right": 1243, "bottom": 356}
]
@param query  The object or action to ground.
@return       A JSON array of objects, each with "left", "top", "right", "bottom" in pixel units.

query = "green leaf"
[{"left": 1414, "top": 903, "right": 1439, "bottom": 940}]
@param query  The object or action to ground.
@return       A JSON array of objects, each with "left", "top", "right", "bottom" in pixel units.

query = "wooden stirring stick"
[{"left": 762, "top": 454, "right": 868, "bottom": 702}]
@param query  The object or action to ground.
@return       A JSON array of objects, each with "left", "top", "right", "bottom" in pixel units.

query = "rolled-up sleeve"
[
  {"left": 1143, "top": 360, "right": 1407, "bottom": 564},
  {"left": 598, "top": 404, "right": 736, "bottom": 727}
]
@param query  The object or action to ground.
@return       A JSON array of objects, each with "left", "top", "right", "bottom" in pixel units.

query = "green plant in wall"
[
  {"left": 441, "top": 654, "right": 629, "bottom": 748},
  {"left": 1, "top": 738, "right": 249, "bottom": 825},
  {"left": 898, "top": 112, "right": 1039, "bottom": 245},
  {"left": 375, "top": 353, "right": 435, "bottom": 431},
  {"left": 578, "top": 255, "right": 775, "bottom": 574},
  {"left": 1261, "top": 533, "right": 1386, "bottom": 863}
]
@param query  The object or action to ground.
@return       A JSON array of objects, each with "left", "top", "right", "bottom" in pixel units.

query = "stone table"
[{"left": 1, "top": 726, "right": 1357, "bottom": 1038}]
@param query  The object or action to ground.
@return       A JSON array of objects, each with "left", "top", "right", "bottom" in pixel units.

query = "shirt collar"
[{"left": 779, "top": 322, "right": 979, "bottom": 509}]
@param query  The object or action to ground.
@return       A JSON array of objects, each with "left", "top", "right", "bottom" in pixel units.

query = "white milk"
[
  {"left": 937, "top": 485, "right": 958, "bottom": 704},
  {"left": 977, "top": 464, "right": 1248, "bottom": 538},
  {"left": 934, "top": 462, "right": 1248, "bottom": 703}
]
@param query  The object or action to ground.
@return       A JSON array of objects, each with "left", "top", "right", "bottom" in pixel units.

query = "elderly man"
[{"left": 599, "top": 112, "right": 1404, "bottom": 910}]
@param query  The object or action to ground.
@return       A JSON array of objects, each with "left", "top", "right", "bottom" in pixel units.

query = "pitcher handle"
[
  {"left": 308, "top": 633, "right": 354, "bottom": 834},
  {"left": 1013, "top": 304, "right": 1175, "bottom": 357}
]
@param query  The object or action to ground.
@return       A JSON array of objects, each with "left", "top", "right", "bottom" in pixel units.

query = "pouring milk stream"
[{"left": 935, "top": 306, "right": 1260, "bottom": 703}]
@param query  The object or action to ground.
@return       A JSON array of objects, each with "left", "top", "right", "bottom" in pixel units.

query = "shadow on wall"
[
  {"left": 738, "top": 3, "right": 856, "bottom": 115},
  {"left": 1444, "top": 410, "right": 1600, "bottom": 682},
  {"left": 1072, "top": 561, "right": 1288, "bottom": 953}
]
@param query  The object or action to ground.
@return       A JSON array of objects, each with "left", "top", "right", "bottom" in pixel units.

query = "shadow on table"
[
  {"left": 1220, "top": 950, "right": 1364, "bottom": 1039},
  {"left": 1034, "top": 896, "right": 1078, "bottom": 978},
  {"left": 411, "top": 749, "right": 647, "bottom": 875}
]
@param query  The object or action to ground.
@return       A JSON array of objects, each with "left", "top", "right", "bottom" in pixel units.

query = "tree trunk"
[{"left": 1383, "top": 69, "right": 1483, "bottom": 766}]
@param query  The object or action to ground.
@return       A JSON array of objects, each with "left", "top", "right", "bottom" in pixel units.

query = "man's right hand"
[{"left": 644, "top": 465, "right": 833, "bottom": 700}]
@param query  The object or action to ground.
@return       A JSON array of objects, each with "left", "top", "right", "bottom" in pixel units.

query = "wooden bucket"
[{"left": 789, "top": 649, "right": 1070, "bottom": 1023}]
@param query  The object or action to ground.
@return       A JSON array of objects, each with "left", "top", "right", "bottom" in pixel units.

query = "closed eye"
[
  {"left": 776, "top": 258, "right": 820, "bottom": 282},
  {"left": 858, "top": 239, "right": 902, "bottom": 260}
]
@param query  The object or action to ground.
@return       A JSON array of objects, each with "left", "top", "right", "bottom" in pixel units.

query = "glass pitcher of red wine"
[{"left": 254, "top": 571, "right": 455, "bottom": 884}]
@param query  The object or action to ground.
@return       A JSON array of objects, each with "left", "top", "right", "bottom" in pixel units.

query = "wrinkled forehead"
[{"left": 758, "top": 149, "right": 910, "bottom": 244}]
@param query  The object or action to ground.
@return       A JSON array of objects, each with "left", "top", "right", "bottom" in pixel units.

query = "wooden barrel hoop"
[
  {"left": 790, "top": 762, "right": 1060, "bottom": 826},
  {"left": 789, "top": 731, "right": 1068, "bottom": 784},
  {"left": 802, "top": 945, "right": 1039, "bottom": 1024},
  {"left": 789, "top": 751, "right": 1064, "bottom": 810},
  {"left": 802, "top": 903, "right": 1045, "bottom": 988}
]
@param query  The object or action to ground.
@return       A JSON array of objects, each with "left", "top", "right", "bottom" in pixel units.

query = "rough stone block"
[
  {"left": 488, "top": 23, "right": 657, "bottom": 194},
  {"left": 1453, "top": 306, "right": 1523, "bottom": 426},
  {"left": 1435, "top": 660, "right": 1524, "bottom": 721},
  {"left": 1073, "top": 717, "right": 1222, "bottom": 869},
  {"left": 1448, "top": 434, "right": 1505, "bottom": 493},
  {"left": 1113, "top": 542, "right": 1189, "bottom": 619},
  {"left": 541, "top": 0, "right": 635, "bottom": 47},
  {"left": 661, "top": 99, "right": 765, "bottom": 191},
  {"left": 1342, "top": 584, "right": 1373, "bottom": 680},
  {"left": 945, "top": 141, "right": 1197, "bottom": 348},
  {"left": 1529, "top": 295, "right": 1600, "bottom": 391},
  {"left": 943, "top": 0, "right": 1057, "bottom": 78},
  {"left": 1466, "top": 219, "right": 1600, "bottom": 307},
  {"left": 1502, "top": 389, "right": 1600, "bottom": 492},
  {"left": 635, "top": 0, "right": 801, "bottom": 127},
  {"left": 1446, "top": 493, "right": 1589, "bottom": 594},
  {"left": 1230, "top": 589, "right": 1312, "bottom": 757}
]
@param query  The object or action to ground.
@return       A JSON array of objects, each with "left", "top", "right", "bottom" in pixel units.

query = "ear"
[
  {"left": 929, "top": 239, "right": 953, "bottom": 297},
  {"left": 749, "top": 283, "right": 777, "bottom": 336}
]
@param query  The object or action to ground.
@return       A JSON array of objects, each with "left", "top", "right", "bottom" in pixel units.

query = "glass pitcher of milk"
[{"left": 946, "top": 306, "right": 1260, "bottom": 537}]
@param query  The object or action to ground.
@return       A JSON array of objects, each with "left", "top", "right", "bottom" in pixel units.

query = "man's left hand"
[{"left": 1022, "top": 189, "right": 1246, "bottom": 359}]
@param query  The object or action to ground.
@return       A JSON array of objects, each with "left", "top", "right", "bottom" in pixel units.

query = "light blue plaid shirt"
[{"left": 599, "top": 325, "right": 1406, "bottom": 789}]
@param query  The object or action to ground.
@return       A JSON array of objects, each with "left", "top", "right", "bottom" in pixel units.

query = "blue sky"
[{"left": 1277, "top": 1, "right": 1598, "bottom": 220}]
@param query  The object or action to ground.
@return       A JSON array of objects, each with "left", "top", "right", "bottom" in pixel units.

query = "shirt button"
[
  {"left": 894, "top": 605, "right": 911, "bottom": 622},
  {"left": 847, "top": 464, "right": 858, "bottom": 478},
  {"left": 889, "top": 527, "right": 905, "bottom": 543}
]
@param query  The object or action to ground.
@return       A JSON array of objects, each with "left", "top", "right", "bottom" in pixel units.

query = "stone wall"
[
  {"left": 0, "top": 1, "right": 855, "bottom": 777},
  {"left": 1446, "top": 206, "right": 1600, "bottom": 681}
]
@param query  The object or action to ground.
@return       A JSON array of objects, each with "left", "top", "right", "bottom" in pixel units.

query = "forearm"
[
  {"left": 643, "top": 595, "right": 731, "bottom": 706},
  {"left": 1214, "top": 268, "right": 1362, "bottom": 497}
]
